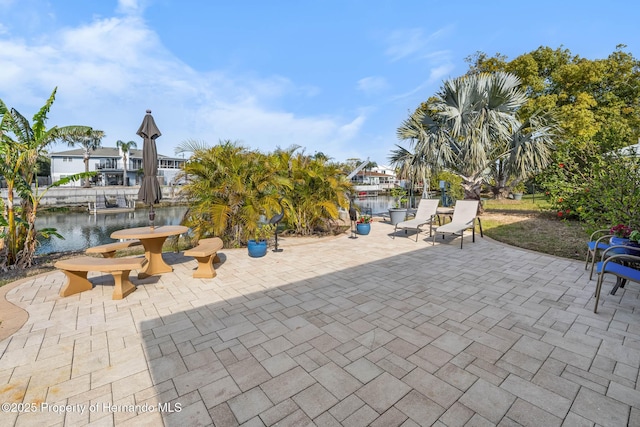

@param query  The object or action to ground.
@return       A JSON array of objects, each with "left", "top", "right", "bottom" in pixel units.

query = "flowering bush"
[
  {"left": 543, "top": 152, "right": 640, "bottom": 228},
  {"left": 610, "top": 224, "right": 632, "bottom": 238},
  {"left": 357, "top": 215, "right": 371, "bottom": 224}
]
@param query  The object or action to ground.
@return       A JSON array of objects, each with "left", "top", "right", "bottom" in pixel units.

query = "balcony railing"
[{"left": 95, "top": 161, "right": 182, "bottom": 170}]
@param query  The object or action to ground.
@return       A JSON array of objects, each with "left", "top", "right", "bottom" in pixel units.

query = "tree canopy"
[
  {"left": 395, "top": 72, "right": 558, "bottom": 202},
  {"left": 464, "top": 45, "right": 640, "bottom": 226},
  {"left": 465, "top": 45, "right": 640, "bottom": 156}
]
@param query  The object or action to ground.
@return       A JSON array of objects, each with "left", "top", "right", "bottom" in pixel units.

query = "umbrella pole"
[{"left": 149, "top": 205, "right": 155, "bottom": 229}]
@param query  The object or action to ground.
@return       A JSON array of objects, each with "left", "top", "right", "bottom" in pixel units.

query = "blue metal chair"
[
  {"left": 593, "top": 245, "right": 640, "bottom": 313},
  {"left": 585, "top": 229, "right": 612, "bottom": 280}
]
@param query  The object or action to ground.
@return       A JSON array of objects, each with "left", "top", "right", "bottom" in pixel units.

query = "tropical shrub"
[
  {"left": 545, "top": 149, "right": 640, "bottom": 230},
  {"left": 279, "top": 149, "right": 352, "bottom": 235},
  {"left": 176, "top": 141, "right": 352, "bottom": 247},
  {"left": 176, "top": 141, "right": 285, "bottom": 247},
  {"left": 431, "top": 171, "right": 464, "bottom": 202}
]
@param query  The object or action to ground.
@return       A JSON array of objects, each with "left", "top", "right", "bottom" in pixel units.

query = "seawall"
[{"left": 0, "top": 185, "right": 184, "bottom": 208}]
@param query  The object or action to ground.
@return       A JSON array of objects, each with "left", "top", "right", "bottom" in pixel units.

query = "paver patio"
[{"left": 1, "top": 219, "right": 639, "bottom": 426}]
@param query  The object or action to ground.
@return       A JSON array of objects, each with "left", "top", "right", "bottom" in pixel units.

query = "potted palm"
[
  {"left": 248, "top": 224, "right": 275, "bottom": 258},
  {"left": 511, "top": 182, "right": 526, "bottom": 201},
  {"left": 388, "top": 187, "right": 408, "bottom": 225}
]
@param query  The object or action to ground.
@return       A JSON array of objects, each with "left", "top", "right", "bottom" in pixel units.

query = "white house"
[
  {"left": 350, "top": 171, "right": 397, "bottom": 190},
  {"left": 371, "top": 164, "right": 397, "bottom": 177},
  {"left": 50, "top": 147, "right": 186, "bottom": 187},
  {"left": 348, "top": 164, "right": 399, "bottom": 195}
]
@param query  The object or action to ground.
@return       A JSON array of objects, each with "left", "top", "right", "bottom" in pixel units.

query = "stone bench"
[
  {"left": 86, "top": 240, "right": 142, "bottom": 258},
  {"left": 55, "top": 256, "right": 147, "bottom": 300},
  {"left": 184, "top": 237, "right": 223, "bottom": 278}
]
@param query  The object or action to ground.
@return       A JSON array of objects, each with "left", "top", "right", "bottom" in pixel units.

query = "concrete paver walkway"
[{"left": 1, "top": 220, "right": 639, "bottom": 426}]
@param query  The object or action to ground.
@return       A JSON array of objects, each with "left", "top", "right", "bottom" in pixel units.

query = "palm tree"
[
  {"left": 177, "top": 140, "right": 291, "bottom": 246},
  {"left": 177, "top": 141, "right": 351, "bottom": 243},
  {"left": 116, "top": 140, "right": 137, "bottom": 186},
  {"left": 0, "top": 87, "right": 93, "bottom": 268},
  {"left": 284, "top": 151, "right": 352, "bottom": 235},
  {"left": 62, "top": 128, "right": 105, "bottom": 187},
  {"left": 397, "top": 72, "right": 558, "bottom": 202},
  {"left": 388, "top": 144, "right": 431, "bottom": 202}
]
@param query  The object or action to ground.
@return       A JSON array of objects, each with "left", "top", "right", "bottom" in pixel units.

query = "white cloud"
[
  {"left": 357, "top": 76, "right": 389, "bottom": 95},
  {"left": 0, "top": 9, "right": 364, "bottom": 161},
  {"left": 116, "top": 0, "right": 146, "bottom": 16},
  {"left": 385, "top": 28, "right": 426, "bottom": 62},
  {"left": 190, "top": 100, "right": 362, "bottom": 161},
  {"left": 427, "top": 64, "right": 454, "bottom": 85},
  {"left": 384, "top": 25, "right": 454, "bottom": 63},
  {"left": 338, "top": 114, "right": 366, "bottom": 141}
]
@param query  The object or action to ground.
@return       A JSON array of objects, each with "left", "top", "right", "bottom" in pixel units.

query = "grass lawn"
[{"left": 481, "top": 193, "right": 588, "bottom": 260}]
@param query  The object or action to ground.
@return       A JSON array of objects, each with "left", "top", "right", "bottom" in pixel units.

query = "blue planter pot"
[
  {"left": 356, "top": 223, "right": 371, "bottom": 235},
  {"left": 248, "top": 239, "right": 268, "bottom": 257},
  {"left": 609, "top": 236, "right": 640, "bottom": 255}
]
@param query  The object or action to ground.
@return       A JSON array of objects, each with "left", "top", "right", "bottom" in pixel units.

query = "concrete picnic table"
[{"left": 111, "top": 225, "right": 188, "bottom": 278}]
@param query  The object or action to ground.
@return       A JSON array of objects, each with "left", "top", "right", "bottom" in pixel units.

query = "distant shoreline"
[{"left": 1, "top": 185, "right": 185, "bottom": 209}]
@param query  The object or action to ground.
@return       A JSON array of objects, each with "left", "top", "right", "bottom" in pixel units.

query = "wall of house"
[
  {"left": 51, "top": 154, "right": 184, "bottom": 187},
  {"left": 51, "top": 155, "right": 86, "bottom": 184}
]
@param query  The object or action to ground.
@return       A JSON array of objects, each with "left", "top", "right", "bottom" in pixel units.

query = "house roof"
[
  {"left": 50, "top": 147, "right": 177, "bottom": 160},
  {"left": 352, "top": 171, "right": 395, "bottom": 178}
]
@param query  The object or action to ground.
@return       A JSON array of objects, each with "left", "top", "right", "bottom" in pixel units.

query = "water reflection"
[
  {"left": 36, "top": 206, "right": 188, "bottom": 255},
  {"left": 353, "top": 195, "right": 421, "bottom": 215}
]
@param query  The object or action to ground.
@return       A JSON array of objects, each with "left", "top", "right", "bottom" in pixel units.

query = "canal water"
[
  {"left": 33, "top": 196, "right": 416, "bottom": 255},
  {"left": 35, "top": 206, "right": 188, "bottom": 255},
  {"left": 352, "top": 195, "right": 421, "bottom": 216}
]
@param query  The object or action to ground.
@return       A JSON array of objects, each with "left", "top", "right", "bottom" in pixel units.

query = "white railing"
[{"left": 353, "top": 184, "right": 380, "bottom": 192}]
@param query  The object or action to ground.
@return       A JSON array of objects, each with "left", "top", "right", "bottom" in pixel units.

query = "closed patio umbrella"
[{"left": 137, "top": 109, "right": 162, "bottom": 228}]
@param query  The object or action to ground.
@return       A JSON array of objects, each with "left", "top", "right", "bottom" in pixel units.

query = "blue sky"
[{"left": 0, "top": 0, "right": 638, "bottom": 165}]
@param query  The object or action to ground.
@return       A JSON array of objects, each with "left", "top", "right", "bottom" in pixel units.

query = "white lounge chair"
[
  {"left": 393, "top": 199, "right": 440, "bottom": 241},
  {"left": 432, "top": 200, "right": 483, "bottom": 248}
]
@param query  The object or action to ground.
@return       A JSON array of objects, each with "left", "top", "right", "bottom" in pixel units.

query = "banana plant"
[{"left": 0, "top": 88, "right": 94, "bottom": 268}]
